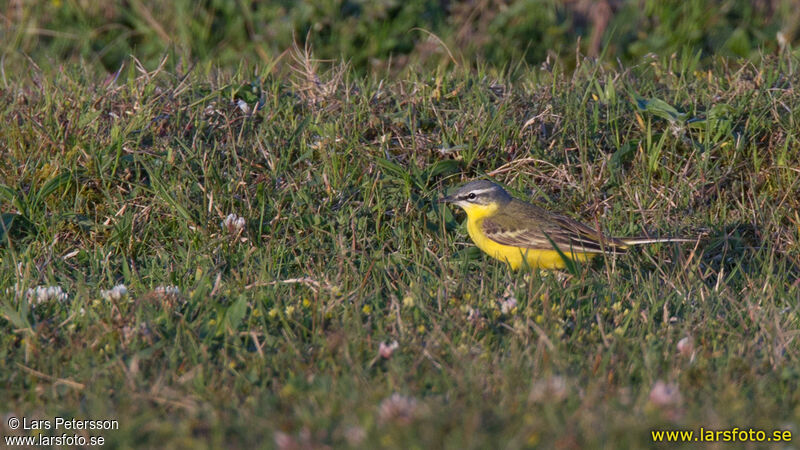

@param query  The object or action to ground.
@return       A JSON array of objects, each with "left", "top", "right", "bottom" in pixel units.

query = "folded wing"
[{"left": 481, "top": 200, "right": 628, "bottom": 254}]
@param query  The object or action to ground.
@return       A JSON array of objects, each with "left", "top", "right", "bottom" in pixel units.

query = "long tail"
[{"left": 618, "top": 236, "right": 696, "bottom": 246}]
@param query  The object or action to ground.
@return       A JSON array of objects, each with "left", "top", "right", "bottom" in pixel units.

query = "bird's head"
[{"left": 439, "top": 180, "right": 512, "bottom": 218}]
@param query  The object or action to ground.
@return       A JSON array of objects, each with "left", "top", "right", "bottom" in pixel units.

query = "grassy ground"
[
  {"left": 1, "top": 46, "right": 800, "bottom": 447},
  {"left": 4, "top": 0, "right": 796, "bottom": 74}
]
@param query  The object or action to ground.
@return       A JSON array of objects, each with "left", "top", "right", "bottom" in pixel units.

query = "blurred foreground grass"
[{"left": 1, "top": 45, "right": 800, "bottom": 447}]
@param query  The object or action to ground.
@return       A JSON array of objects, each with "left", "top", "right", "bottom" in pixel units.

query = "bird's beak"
[{"left": 438, "top": 194, "right": 454, "bottom": 204}]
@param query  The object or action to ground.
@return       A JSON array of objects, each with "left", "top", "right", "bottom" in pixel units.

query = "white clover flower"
[
  {"left": 466, "top": 307, "right": 481, "bottom": 322},
  {"left": 500, "top": 297, "right": 518, "bottom": 314},
  {"left": 529, "top": 376, "right": 568, "bottom": 403},
  {"left": 498, "top": 285, "right": 518, "bottom": 314},
  {"left": 221, "top": 213, "right": 246, "bottom": 235},
  {"left": 101, "top": 284, "right": 128, "bottom": 301},
  {"left": 236, "top": 99, "right": 251, "bottom": 115},
  {"left": 26, "top": 285, "right": 68, "bottom": 307},
  {"left": 154, "top": 285, "right": 180, "bottom": 296}
]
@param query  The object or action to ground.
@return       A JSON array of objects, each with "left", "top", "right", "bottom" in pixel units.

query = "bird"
[{"left": 439, "top": 179, "right": 692, "bottom": 270}]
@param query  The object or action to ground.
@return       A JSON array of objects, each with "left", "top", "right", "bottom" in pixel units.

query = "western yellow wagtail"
[{"left": 439, "top": 180, "right": 692, "bottom": 270}]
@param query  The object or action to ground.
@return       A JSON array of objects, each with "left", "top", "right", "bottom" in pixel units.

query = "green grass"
[
  {"left": 1, "top": 46, "right": 800, "bottom": 448},
  {"left": 4, "top": 0, "right": 798, "bottom": 74}
]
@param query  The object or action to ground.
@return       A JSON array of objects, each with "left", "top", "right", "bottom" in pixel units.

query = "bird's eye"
[{"left": 467, "top": 192, "right": 476, "bottom": 200}]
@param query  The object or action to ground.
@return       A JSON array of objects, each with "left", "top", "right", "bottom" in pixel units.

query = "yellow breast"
[{"left": 463, "top": 205, "right": 596, "bottom": 270}]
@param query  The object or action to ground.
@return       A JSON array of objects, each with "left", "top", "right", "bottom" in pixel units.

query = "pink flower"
[
  {"left": 378, "top": 393, "right": 419, "bottom": 425},
  {"left": 379, "top": 340, "right": 399, "bottom": 359},
  {"left": 677, "top": 336, "right": 693, "bottom": 357},
  {"left": 649, "top": 380, "right": 682, "bottom": 407},
  {"left": 344, "top": 426, "right": 366, "bottom": 445}
]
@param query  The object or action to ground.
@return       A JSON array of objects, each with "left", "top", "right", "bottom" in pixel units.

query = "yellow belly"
[{"left": 466, "top": 217, "right": 596, "bottom": 270}]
